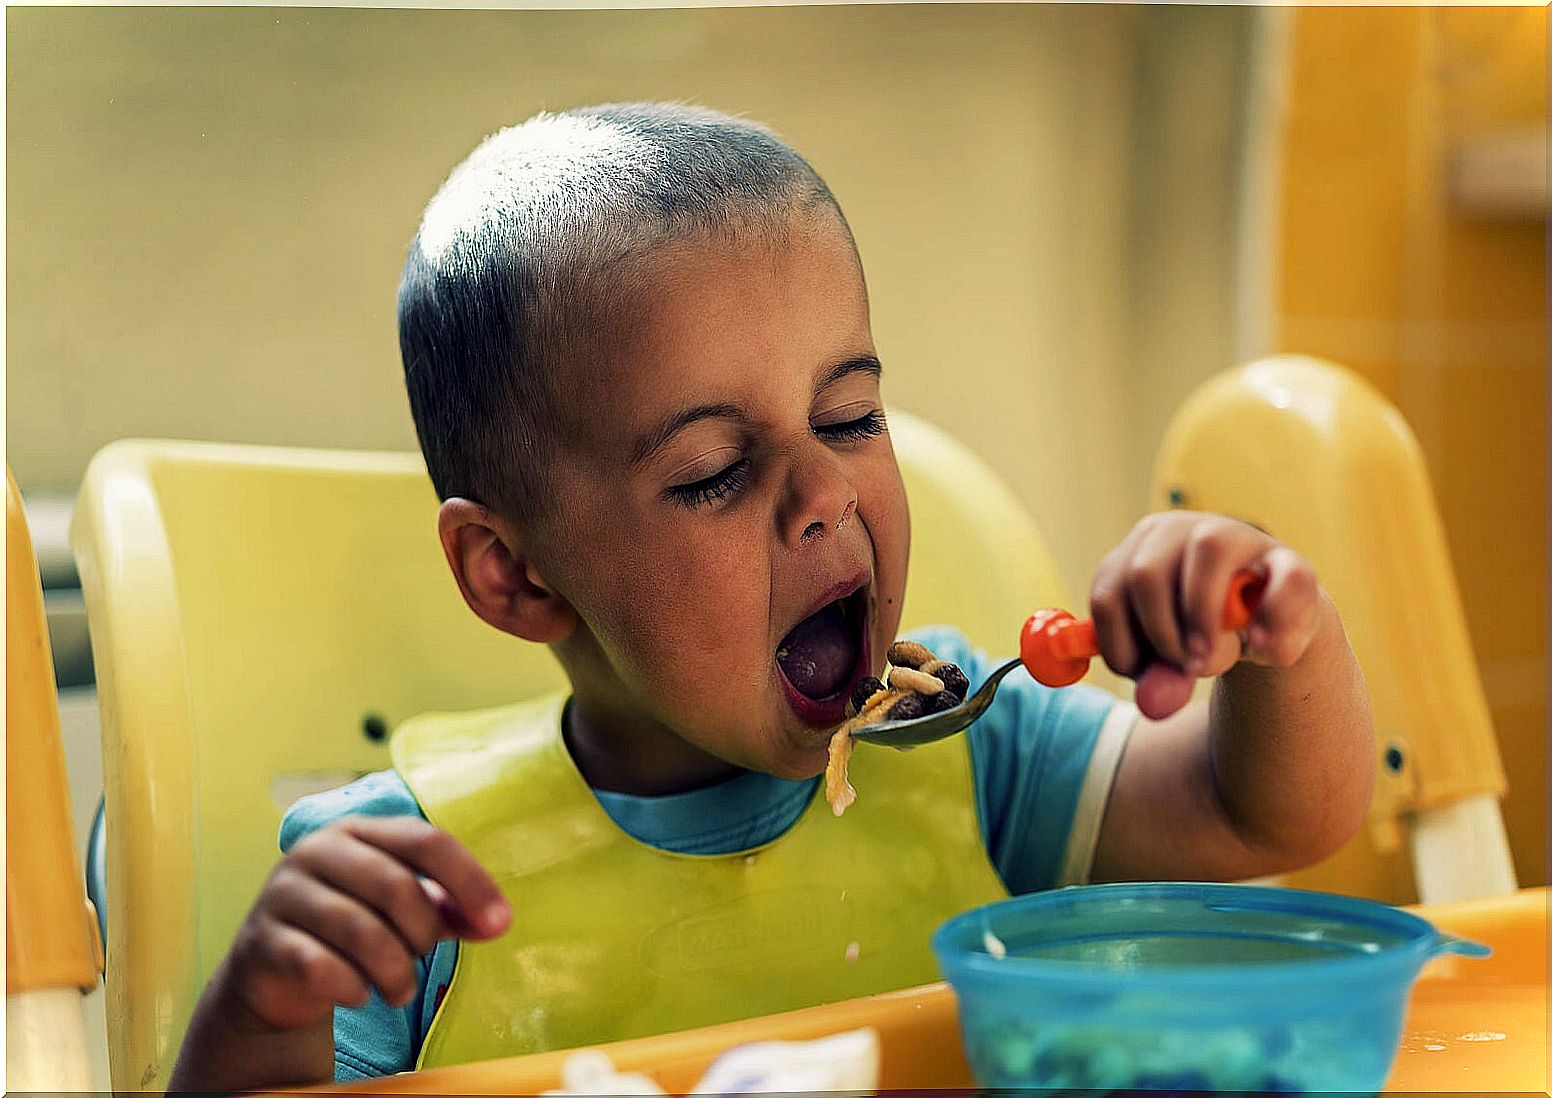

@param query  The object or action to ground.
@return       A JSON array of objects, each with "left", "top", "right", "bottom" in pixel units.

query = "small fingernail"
[
  {"left": 1247, "top": 625, "right": 1267, "bottom": 650},
  {"left": 1188, "top": 632, "right": 1211, "bottom": 659},
  {"left": 483, "top": 901, "right": 511, "bottom": 932},
  {"left": 1185, "top": 657, "right": 1205, "bottom": 676}
]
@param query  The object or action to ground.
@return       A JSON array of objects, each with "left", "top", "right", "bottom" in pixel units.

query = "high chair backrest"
[
  {"left": 70, "top": 410, "right": 1068, "bottom": 1092},
  {"left": 1151, "top": 356, "right": 1513, "bottom": 906}
]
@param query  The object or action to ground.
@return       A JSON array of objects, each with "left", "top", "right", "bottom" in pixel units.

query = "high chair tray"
[{"left": 299, "top": 887, "right": 1545, "bottom": 1095}]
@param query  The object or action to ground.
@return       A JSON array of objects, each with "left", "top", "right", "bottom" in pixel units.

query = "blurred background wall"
[{"left": 7, "top": 3, "right": 1257, "bottom": 598}]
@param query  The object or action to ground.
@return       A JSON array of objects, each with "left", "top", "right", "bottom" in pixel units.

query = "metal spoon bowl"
[{"left": 847, "top": 658, "right": 1023, "bottom": 748}]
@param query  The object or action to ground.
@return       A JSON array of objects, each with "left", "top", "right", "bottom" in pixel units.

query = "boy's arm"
[
  {"left": 168, "top": 816, "right": 508, "bottom": 1091},
  {"left": 172, "top": 971, "right": 336, "bottom": 1091},
  {"left": 1089, "top": 589, "right": 1374, "bottom": 883}
]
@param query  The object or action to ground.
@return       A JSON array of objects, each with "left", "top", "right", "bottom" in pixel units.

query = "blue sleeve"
[
  {"left": 903, "top": 625, "right": 1118, "bottom": 895},
  {"left": 278, "top": 769, "right": 453, "bottom": 1081}
]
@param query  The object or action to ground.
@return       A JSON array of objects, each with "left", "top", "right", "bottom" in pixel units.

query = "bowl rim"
[{"left": 932, "top": 882, "right": 1456, "bottom": 993}]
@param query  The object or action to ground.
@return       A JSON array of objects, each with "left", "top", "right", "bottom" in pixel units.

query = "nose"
[{"left": 778, "top": 442, "right": 859, "bottom": 550}]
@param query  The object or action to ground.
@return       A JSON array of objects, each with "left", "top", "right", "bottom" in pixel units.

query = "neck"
[{"left": 563, "top": 694, "right": 742, "bottom": 797}]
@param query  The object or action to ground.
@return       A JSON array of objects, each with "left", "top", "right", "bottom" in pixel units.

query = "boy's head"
[
  {"left": 398, "top": 103, "right": 910, "bottom": 788},
  {"left": 399, "top": 102, "right": 844, "bottom": 528}
]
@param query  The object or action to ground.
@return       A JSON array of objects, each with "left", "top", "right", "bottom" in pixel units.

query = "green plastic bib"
[{"left": 392, "top": 693, "right": 1006, "bottom": 1069}]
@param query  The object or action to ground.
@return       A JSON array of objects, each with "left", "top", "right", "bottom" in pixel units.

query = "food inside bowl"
[
  {"left": 933, "top": 883, "right": 1489, "bottom": 1094},
  {"left": 962, "top": 1015, "right": 1373, "bottom": 1092}
]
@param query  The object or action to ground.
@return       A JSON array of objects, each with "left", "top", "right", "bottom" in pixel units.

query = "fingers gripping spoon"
[{"left": 851, "top": 570, "right": 1265, "bottom": 748}]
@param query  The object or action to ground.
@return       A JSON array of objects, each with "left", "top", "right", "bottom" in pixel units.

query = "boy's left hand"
[{"left": 1090, "top": 511, "right": 1323, "bottom": 720}]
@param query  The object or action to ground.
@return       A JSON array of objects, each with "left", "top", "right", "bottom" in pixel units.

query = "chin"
[{"left": 765, "top": 737, "right": 831, "bottom": 782}]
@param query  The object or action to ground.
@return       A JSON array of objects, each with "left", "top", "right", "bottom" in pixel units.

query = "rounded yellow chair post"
[
  {"left": 6, "top": 467, "right": 102, "bottom": 1090},
  {"left": 1151, "top": 356, "right": 1514, "bottom": 904},
  {"left": 69, "top": 413, "right": 1070, "bottom": 1091}
]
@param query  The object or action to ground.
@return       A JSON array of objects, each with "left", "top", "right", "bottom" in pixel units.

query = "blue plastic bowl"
[{"left": 932, "top": 883, "right": 1488, "bottom": 1093}]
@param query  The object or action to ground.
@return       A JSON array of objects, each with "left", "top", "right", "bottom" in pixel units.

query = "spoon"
[{"left": 851, "top": 569, "right": 1266, "bottom": 748}]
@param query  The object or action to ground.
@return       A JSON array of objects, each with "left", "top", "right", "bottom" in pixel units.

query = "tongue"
[{"left": 776, "top": 600, "right": 858, "bottom": 700}]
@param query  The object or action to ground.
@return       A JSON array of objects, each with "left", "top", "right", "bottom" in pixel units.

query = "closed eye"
[
  {"left": 664, "top": 459, "right": 753, "bottom": 510},
  {"left": 816, "top": 410, "right": 887, "bottom": 443}
]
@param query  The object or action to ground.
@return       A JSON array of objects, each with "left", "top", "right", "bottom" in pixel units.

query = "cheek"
[
  {"left": 565, "top": 506, "right": 774, "bottom": 695},
  {"left": 862, "top": 457, "right": 911, "bottom": 595},
  {"left": 855, "top": 469, "right": 909, "bottom": 663},
  {"left": 883, "top": 476, "right": 911, "bottom": 571}
]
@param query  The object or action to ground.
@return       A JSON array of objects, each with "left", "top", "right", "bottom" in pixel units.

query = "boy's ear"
[{"left": 437, "top": 499, "right": 577, "bottom": 644}]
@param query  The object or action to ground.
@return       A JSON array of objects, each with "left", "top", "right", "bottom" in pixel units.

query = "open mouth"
[{"left": 775, "top": 583, "right": 871, "bottom": 726}]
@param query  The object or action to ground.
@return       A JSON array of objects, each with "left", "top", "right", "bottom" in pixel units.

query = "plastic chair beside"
[
  {"left": 7, "top": 466, "right": 103, "bottom": 1089},
  {"left": 70, "top": 409, "right": 1070, "bottom": 1092}
]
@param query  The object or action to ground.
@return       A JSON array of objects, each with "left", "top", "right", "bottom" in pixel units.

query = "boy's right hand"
[{"left": 216, "top": 815, "right": 510, "bottom": 1032}]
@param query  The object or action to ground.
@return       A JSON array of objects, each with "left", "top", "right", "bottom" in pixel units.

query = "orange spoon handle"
[
  {"left": 1049, "top": 617, "right": 1096, "bottom": 661},
  {"left": 1021, "top": 568, "right": 1265, "bottom": 687},
  {"left": 1220, "top": 569, "right": 1265, "bottom": 631}
]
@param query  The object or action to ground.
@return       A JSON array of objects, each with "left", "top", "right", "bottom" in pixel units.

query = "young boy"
[{"left": 170, "top": 103, "right": 1374, "bottom": 1089}]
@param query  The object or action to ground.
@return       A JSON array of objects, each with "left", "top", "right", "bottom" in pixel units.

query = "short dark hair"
[{"left": 397, "top": 102, "right": 847, "bottom": 525}]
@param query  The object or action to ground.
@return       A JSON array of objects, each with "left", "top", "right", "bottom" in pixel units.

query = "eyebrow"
[
  {"left": 630, "top": 402, "right": 747, "bottom": 467},
  {"left": 818, "top": 355, "right": 883, "bottom": 391},
  {"left": 628, "top": 355, "right": 884, "bottom": 468}
]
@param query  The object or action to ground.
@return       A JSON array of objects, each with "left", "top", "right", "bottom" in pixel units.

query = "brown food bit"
[
  {"left": 849, "top": 676, "right": 886, "bottom": 716},
  {"left": 933, "top": 662, "right": 970, "bottom": 698},
  {"left": 930, "top": 689, "right": 963, "bottom": 713},
  {"left": 886, "top": 640, "right": 935, "bottom": 670},
  {"left": 888, "top": 694, "right": 927, "bottom": 721}
]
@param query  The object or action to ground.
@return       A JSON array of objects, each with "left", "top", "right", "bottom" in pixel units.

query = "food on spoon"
[
  {"left": 885, "top": 640, "right": 935, "bottom": 670},
  {"left": 824, "top": 643, "right": 970, "bottom": 816},
  {"left": 886, "top": 667, "right": 945, "bottom": 695},
  {"left": 825, "top": 725, "right": 858, "bottom": 816},
  {"left": 930, "top": 690, "right": 963, "bottom": 713},
  {"left": 924, "top": 660, "right": 970, "bottom": 699},
  {"left": 850, "top": 676, "right": 886, "bottom": 714}
]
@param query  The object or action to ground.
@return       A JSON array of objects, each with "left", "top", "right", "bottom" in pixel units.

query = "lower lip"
[{"left": 776, "top": 608, "right": 871, "bottom": 728}]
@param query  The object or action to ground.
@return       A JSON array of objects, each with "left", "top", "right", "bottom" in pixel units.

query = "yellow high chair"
[
  {"left": 7, "top": 467, "right": 103, "bottom": 1089},
  {"left": 1152, "top": 356, "right": 1515, "bottom": 905},
  {"left": 69, "top": 410, "right": 1070, "bottom": 1093}
]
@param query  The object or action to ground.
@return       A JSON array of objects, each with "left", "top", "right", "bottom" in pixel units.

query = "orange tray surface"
[{"left": 302, "top": 887, "right": 1545, "bottom": 1095}]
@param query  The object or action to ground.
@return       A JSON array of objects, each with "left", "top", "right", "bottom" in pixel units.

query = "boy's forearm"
[
  {"left": 1207, "top": 590, "right": 1375, "bottom": 869},
  {"left": 168, "top": 967, "right": 334, "bottom": 1092}
]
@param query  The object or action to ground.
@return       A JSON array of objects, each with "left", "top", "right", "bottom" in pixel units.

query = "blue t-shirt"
[{"left": 278, "top": 626, "right": 1131, "bottom": 1080}]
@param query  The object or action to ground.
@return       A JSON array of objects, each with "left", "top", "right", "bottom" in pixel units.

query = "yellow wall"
[
  {"left": 6, "top": 6, "right": 1254, "bottom": 608},
  {"left": 1277, "top": 7, "right": 1546, "bottom": 899}
]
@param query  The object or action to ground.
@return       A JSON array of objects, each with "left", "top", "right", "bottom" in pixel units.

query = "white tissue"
[
  {"left": 691, "top": 1028, "right": 880, "bottom": 1094},
  {"left": 541, "top": 1028, "right": 881, "bottom": 1096},
  {"left": 542, "top": 1048, "right": 666, "bottom": 1096}
]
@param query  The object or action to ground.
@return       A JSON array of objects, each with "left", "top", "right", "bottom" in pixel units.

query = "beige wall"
[{"left": 7, "top": 5, "right": 1253, "bottom": 598}]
